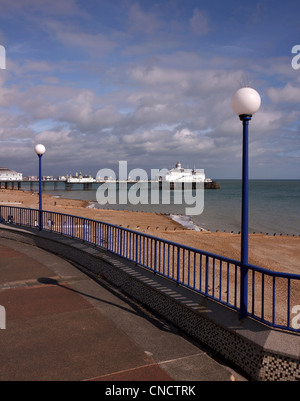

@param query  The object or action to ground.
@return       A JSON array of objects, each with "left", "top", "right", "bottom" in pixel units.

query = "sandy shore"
[{"left": 0, "top": 189, "right": 299, "bottom": 275}]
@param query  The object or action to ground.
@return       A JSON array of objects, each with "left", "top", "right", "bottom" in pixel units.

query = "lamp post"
[
  {"left": 231, "top": 87, "right": 261, "bottom": 319},
  {"left": 34, "top": 144, "right": 46, "bottom": 230}
]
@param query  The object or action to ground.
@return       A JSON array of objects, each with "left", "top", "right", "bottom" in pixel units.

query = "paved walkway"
[{"left": 0, "top": 236, "right": 246, "bottom": 381}]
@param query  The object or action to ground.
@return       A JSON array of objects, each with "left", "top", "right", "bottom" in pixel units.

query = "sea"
[{"left": 20, "top": 179, "right": 300, "bottom": 236}]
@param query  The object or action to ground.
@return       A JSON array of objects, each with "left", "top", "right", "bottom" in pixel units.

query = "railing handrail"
[
  {"left": 247, "top": 262, "right": 300, "bottom": 280},
  {"left": 1, "top": 204, "right": 244, "bottom": 264},
  {"left": 3, "top": 205, "right": 299, "bottom": 279},
  {"left": 1, "top": 205, "right": 299, "bottom": 333}
]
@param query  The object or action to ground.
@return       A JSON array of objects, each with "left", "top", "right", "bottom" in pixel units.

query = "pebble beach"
[{"left": 0, "top": 188, "right": 299, "bottom": 276}]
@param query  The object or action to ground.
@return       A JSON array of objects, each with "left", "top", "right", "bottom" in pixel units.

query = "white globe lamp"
[
  {"left": 34, "top": 144, "right": 46, "bottom": 156},
  {"left": 231, "top": 87, "right": 261, "bottom": 117}
]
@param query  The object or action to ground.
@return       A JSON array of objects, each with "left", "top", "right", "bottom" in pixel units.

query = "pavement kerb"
[{"left": 0, "top": 224, "right": 299, "bottom": 381}]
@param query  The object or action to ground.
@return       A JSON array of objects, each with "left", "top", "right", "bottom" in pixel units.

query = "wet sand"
[{"left": 0, "top": 189, "right": 299, "bottom": 275}]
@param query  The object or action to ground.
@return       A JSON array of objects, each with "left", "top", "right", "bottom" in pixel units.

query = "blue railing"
[{"left": 0, "top": 205, "right": 299, "bottom": 334}]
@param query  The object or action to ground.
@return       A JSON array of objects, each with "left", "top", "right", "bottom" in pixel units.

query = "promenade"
[{"left": 0, "top": 229, "right": 244, "bottom": 381}]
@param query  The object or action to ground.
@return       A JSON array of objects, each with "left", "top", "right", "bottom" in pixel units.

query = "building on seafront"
[
  {"left": 156, "top": 161, "right": 211, "bottom": 183},
  {"left": 155, "top": 162, "right": 220, "bottom": 189},
  {"left": 0, "top": 167, "right": 23, "bottom": 181}
]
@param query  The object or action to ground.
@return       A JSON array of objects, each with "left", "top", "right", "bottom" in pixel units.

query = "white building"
[
  {"left": 66, "top": 172, "right": 95, "bottom": 183},
  {"left": 157, "top": 162, "right": 210, "bottom": 183},
  {"left": 0, "top": 167, "right": 23, "bottom": 180}
]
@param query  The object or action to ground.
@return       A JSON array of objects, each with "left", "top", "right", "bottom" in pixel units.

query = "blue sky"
[{"left": 0, "top": 0, "right": 299, "bottom": 179}]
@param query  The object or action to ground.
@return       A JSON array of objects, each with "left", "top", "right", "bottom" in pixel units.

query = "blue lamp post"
[
  {"left": 231, "top": 87, "right": 261, "bottom": 319},
  {"left": 34, "top": 144, "right": 46, "bottom": 230}
]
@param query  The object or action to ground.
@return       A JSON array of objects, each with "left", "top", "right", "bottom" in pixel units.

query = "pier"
[
  {"left": 0, "top": 180, "right": 61, "bottom": 191},
  {"left": 0, "top": 179, "right": 220, "bottom": 191},
  {"left": 167, "top": 181, "right": 220, "bottom": 190}
]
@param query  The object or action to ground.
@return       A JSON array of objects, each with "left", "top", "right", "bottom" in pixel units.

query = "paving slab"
[{"left": 0, "top": 236, "right": 245, "bottom": 381}]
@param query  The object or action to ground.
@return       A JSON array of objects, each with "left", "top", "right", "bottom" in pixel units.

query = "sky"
[{"left": 0, "top": 0, "right": 300, "bottom": 179}]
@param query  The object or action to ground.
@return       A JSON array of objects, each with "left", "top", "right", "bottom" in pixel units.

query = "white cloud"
[
  {"left": 189, "top": 8, "right": 211, "bottom": 36},
  {"left": 267, "top": 83, "right": 300, "bottom": 104},
  {"left": 35, "top": 129, "right": 73, "bottom": 144},
  {"left": 173, "top": 128, "right": 214, "bottom": 151},
  {"left": 0, "top": 0, "right": 83, "bottom": 17},
  {"left": 43, "top": 20, "right": 117, "bottom": 56},
  {"left": 127, "top": 2, "right": 162, "bottom": 35},
  {"left": 129, "top": 65, "right": 188, "bottom": 87}
]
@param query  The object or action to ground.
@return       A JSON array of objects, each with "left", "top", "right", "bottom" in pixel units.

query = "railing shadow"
[{"left": 37, "top": 277, "right": 175, "bottom": 334}]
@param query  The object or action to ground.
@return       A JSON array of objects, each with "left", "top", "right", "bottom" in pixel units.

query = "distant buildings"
[
  {"left": 0, "top": 167, "right": 22, "bottom": 181},
  {"left": 0, "top": 167, "right": 86, "bottom": 182}
]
